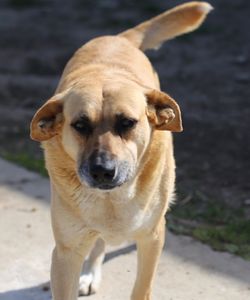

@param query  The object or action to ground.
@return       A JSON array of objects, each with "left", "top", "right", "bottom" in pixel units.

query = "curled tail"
[{"left": 119, "top": 2, "right": 213, "bottom": 51}]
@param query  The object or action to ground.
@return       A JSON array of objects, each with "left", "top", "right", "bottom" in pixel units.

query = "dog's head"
[{"left": 30, "top": 82, "right": 182, "bottom": 190}]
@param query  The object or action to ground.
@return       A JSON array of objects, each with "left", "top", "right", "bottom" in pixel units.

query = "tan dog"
[{"left": 30, "top": 2, "right": 212, "bottom": 299}]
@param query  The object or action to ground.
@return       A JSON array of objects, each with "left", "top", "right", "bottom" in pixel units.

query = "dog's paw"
[{"left": 79, "top": 267, "right": 102, "bottom": 296}]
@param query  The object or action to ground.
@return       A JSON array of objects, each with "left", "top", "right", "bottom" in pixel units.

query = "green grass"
[
  {"left": 3, "top": 152, "right": 47, "bottom": 177},
  {"left": 168, "top": 193, "right": 250, "bottom": 260},
  {"left": 192, "top": 221, "right": 250, "bottom": 260},
  {"left": 174, "top": 189, "right": 244, "bottom": 222}
]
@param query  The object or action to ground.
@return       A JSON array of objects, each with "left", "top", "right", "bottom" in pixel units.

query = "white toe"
[{"left": 79, "top": 267, "right": 102, "bottom": 296}]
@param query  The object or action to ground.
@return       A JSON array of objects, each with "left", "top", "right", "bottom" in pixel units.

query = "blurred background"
[{"left": 0, "top": 0, "right": 249, "bottom": 259}]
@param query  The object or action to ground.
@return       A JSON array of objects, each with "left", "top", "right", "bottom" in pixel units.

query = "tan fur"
[
  {"left": 120, "top": 1, "right": 212, "bottom": 50},
  {"left": 30, "top": 2, "right": 212, "bottom": 299}
]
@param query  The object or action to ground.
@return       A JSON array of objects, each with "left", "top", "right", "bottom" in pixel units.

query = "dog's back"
[{"left": 56, "top": 2, "right": 212, "bottom": 93}]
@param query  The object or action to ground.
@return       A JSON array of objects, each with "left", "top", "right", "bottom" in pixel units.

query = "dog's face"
[
  {"left": 31, "top": 82, "right": 182, "bottom": 190},
  {"left": 62, "top": 83, "right": 151, "bottom": 190}
]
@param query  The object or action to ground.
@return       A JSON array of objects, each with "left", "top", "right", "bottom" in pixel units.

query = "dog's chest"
[{"left": 79, "top": 195, "right": 154, "bottom": 244}]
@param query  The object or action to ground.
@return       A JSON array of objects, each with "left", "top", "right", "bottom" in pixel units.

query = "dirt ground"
[{"left": 0, "top": 0, "right": 249, "bottom": 251}]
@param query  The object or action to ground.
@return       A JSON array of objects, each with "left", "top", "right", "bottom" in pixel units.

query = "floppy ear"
[
  {"left": 30, "top": 95, "right": 64, "bottom": 141},
  {"left": 146, "top": 89, "right": 183, "bottom": 132}
]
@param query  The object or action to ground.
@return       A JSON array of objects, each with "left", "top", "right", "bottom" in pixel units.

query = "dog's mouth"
[
  {"left": 91, "top": 183, "right": 120, "bottom": 190},
  {"left": 78, "top": 160, "right": 133, "bottom": 191}
]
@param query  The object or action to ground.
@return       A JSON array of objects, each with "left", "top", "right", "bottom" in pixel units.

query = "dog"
[{"left": 30, "top": 2, "right": 212, "bottom": 299}]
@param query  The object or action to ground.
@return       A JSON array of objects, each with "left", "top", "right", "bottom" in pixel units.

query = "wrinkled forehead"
[
  {"left": 63, "top": 84, "right": 147, "bottom": 121},
  {"left": 103, "top": 85, "right": 146, "bottom": 120},
  {"left": 63, "top": 86, "right": 102, "bottom": 121}
]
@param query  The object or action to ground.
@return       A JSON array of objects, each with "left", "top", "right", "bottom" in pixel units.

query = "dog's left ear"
[{"left": 146, "top": 89, "right": 183, "bottom": 132}]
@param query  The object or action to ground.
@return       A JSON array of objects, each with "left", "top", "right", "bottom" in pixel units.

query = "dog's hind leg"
[{"left": 79, "top": 238, "right": 105, "bottom": 295}]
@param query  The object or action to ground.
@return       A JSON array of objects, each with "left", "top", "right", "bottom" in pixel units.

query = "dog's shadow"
[
  {"left": 0, "top": 244, "right": 136, "bottom": 300},
  {"left": 0, "top": 282, "right": 51, "bottom": 300},
  {"left": 104, "top": 243, "right": 136, "bottom": 263}
]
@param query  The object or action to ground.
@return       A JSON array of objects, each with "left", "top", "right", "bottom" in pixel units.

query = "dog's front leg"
[
  {"left": 51, "top": 236, "right": 97, "bottom": 300},
  {"left": 131, "top": 219, "right": 165, "bottom": 300}
]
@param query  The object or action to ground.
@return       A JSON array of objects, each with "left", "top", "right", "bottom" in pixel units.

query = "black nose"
[{"left": 89, "top": 151, "right": 116, "bottom": 184}]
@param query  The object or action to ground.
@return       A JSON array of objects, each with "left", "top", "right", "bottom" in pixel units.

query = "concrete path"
[{"left": 0, "top": 158, "right": 250, "bottom": 300}]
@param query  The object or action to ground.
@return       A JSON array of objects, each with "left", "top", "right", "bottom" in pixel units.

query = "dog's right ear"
[{"left": 30, "top": 94, "right": 64, "bottom": 142}]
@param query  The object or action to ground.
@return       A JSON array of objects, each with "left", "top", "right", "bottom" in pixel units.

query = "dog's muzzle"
[{"left": 78, "top": 151, "right": 131, "bottom": 190}]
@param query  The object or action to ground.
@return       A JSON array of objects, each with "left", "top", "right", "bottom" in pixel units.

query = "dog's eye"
[
  {"left": 71, "top": 117, "right": 92, "bottom": 136},
  {"left": 115, "top": 117, "right": 138, "bottom": 135}
]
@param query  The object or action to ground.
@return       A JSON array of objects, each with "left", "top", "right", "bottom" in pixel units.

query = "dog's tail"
[{"left": 119, "top": 2, "right": 212, "bottom": 51}]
